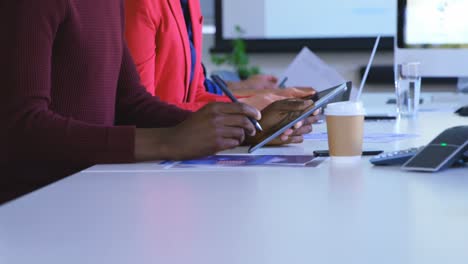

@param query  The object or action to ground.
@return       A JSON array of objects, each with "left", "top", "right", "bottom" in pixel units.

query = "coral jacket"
[{"left": 125, "top": 0, "right": 230, "bottom": 111}]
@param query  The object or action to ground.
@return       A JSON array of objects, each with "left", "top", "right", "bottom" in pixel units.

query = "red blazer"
[{"left": 125, "top": 0, "right": 230, "bottom": 111}]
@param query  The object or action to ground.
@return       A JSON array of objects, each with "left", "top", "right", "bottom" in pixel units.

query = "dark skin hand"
[
  {"left": 245, "top": 99, "right": 319, "bottom": 146},
  {"left": 233, "top": 86, "right": 316, "bottom": 98},
  {"left": 135, "top": 102, "right": 260, "bottom": 161},
  {"left": 135, "top": 100, "right": 318, "bottom": 162}
]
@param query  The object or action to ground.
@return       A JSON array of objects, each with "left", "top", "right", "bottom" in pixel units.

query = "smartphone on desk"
[{"left": 313, "top": 150, "right": 383, "bottom": 157}]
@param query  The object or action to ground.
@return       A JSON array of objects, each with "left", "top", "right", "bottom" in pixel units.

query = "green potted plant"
[{"left": 211, "top": 25, "right": 260, "bottom": 80}]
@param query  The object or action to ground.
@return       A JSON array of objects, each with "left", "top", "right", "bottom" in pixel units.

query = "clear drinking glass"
[
  {"left": 395, "top": 62, "right": 421, "bottom": 116},
  {"left": 457, "top": 77, "right": 468, "bottom": 93}
]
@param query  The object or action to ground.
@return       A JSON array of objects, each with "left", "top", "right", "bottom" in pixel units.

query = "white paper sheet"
[{"left": 279, "top": 47, "right": 347, "bottom": 92}]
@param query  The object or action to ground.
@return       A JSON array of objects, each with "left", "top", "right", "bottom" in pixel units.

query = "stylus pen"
[
  {"left": 211, "top": 75, "right": 263, "bottom": 132},
  {"left": 278, "top": 77, "right": 288, "bottom": 88}
]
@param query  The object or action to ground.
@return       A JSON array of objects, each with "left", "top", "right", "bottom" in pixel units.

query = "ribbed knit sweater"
[{"left": 0, "top": 0, "right": 191, "bottom": 203}]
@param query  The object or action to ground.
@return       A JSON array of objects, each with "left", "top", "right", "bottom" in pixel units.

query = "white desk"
[{"left": 1, "top": 93, "right": 467, "bottom": 264}]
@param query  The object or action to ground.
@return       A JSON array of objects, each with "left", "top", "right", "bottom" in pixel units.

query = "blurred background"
[{"left": 199, "top": 0, "right": 461, "bottom": 92}]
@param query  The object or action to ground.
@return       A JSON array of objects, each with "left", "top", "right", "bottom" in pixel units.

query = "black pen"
[
  {"left": 278, "top": 76, "right": 288, "bottom": 88},
  {"left": 211, "top": 75, "right": 263, "bottom": 132}
]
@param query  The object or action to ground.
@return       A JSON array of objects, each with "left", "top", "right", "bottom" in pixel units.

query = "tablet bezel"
[{"left": 248, "top": 82, "right": 350, "bottom": 153}]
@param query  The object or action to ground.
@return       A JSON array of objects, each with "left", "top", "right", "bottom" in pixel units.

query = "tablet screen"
[{"left": 248, "top": 82, "right": 350, "bottom": 153}]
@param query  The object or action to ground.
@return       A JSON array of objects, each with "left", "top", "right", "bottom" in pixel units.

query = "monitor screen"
[
  {"left": 400, "top": 0, "right": 468, "bottom": 48},
  {"left": 214, "top": 0, "right": 396, "bottom": 51},
  {"left": 222, "top": 0, "right": 396, "bottom": 39},
  {"left": 395, "top": 0, "right": 468, "bottom": 77}
]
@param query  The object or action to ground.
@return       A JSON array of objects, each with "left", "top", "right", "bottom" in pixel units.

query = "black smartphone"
[
  {"left": 364, "top": 114, "right": 397, "bottom": 120},
  {"left": 313, "top": 150, "right": 383, "bottom": 157}
]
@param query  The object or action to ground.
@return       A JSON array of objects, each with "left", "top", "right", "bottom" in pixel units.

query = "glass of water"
[{"left": 395, "top": 62, "right": 421, "bottom": 116}]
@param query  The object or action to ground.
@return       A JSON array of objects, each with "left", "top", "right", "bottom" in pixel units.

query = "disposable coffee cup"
[{"left": 325, "top": 101, "right": 366, "bottom": 161}]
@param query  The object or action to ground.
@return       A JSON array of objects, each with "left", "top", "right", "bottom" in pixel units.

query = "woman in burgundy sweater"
[{"left": 0, "top": 0, "right": 315, "bottom": 204}]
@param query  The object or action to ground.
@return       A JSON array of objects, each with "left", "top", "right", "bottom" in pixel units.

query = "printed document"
[{"left": 279, "top": 47, "right": 346, "bottom": 92}]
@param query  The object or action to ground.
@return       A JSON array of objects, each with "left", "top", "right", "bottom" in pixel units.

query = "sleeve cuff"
[{"left": 101, "top": 126, "right": 136, "bottom": 163}]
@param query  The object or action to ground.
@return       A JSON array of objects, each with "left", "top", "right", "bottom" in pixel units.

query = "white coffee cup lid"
[{"left": 325, "top": 101, "right": 366, "bottom": 116}]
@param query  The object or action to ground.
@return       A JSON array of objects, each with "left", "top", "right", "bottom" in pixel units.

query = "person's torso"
[
  {"left": 50, "top": 0, "right": 124, "bottom": 125},
  {"left": 0, "top": 0, "right": 127, "bottom": 204},
  {"left": 144, "top": 0, "right": 204, "bottom": 103}
]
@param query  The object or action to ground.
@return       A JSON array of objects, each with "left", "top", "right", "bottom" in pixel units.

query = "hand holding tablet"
[
  {"left": 244, "top": 99, "right": 318, "bottom": 146},
  {"left": 247, "top": 82, "right": 350, "bottom": 153}
]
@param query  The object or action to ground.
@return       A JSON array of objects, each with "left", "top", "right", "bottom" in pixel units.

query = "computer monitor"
[
  {"left": 395, "top": 0, "right": 468, "bottom": 77},
  {"left": 214, "top": 0, "right": 396, "bottom": 52}
]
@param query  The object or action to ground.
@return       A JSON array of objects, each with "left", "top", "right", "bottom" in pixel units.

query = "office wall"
[
  {"left": 200, "top": 0, "right": 214, "bottom": 24},
  {"left": 199, "top": 0, "right": 454, "bottom": 92},
  {"left": 198, "top": 0, "right": 393, "bottom": 90},
  {"left": 201, "top": 33, "right": 394, "bottom": 91}
]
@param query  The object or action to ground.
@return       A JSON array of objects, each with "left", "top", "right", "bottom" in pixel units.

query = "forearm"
[
  {"left": 6, "top": 105, "right": 135, "bottom": 165},
  {"left": 134, "top": 128, "right": 172, "bottom": 161}
]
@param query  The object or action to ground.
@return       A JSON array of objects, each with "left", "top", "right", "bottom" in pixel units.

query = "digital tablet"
[
  {"left": 300, "top": 82, "right": 352, "bottom": 103},
  {"left": 248, "top": 82, "right": 350, "bottom": 153}
]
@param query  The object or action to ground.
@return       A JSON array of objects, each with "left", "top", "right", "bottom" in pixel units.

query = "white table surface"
[{"left": 1, "top": 92, "right": 467, "bottom": 264}]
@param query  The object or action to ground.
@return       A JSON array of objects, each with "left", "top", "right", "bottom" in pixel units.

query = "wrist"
[{"left": 134, "top": 128, "right": 174, "bottom": 161}]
